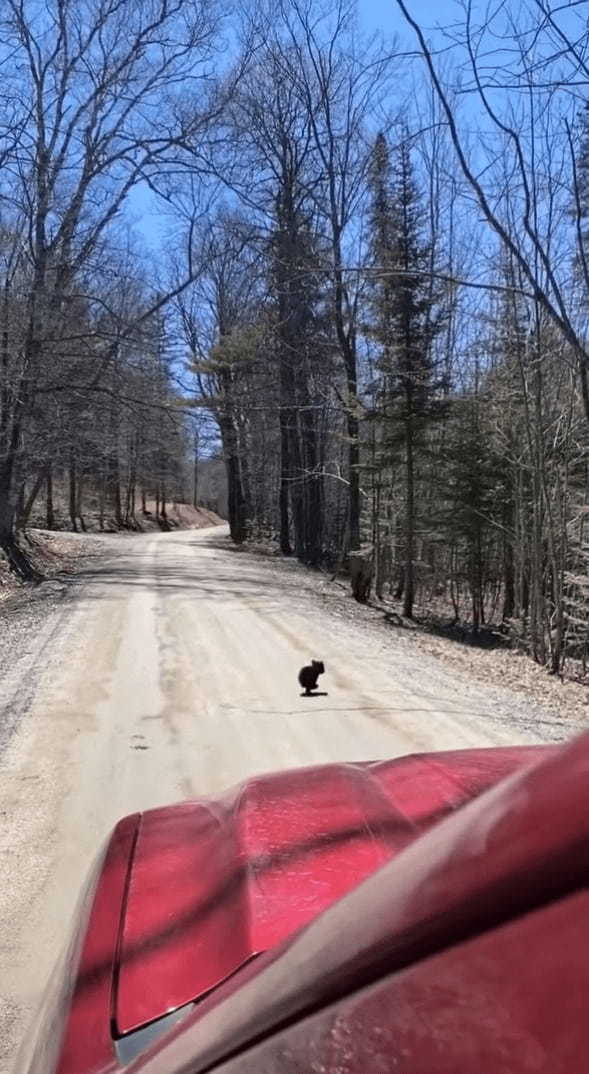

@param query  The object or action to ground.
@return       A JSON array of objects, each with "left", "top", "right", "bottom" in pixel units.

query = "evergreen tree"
[
  {"left": 575, "top": 101, "right": 589, "bottom": 272},
  {"left": 368, "top": 132, "right": 444, "bottom": 617}
]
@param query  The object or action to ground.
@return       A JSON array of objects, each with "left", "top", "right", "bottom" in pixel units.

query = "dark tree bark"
[
  {"left": 502, "top": 517, "right": 515, "bottom": 623},
  {"left": 46, "top": 463, "right": 55, "bottom": 530},
  {"left": 193, "top": 430, "right": 199, "bottom": 508},
  {"left": 350, "top": 549, "right": 373, "bottom": 603},
  {"left": 19, "top": 470, "right": 45, "bottom": 528},
  {"left": 69, "top": 449, "right": 78, "bottom": 532},
  {"left": 279, "top": 409, "right": 293, "bottom": 556},
  {"left": 220, "top": 414, "right": 248, "bottom": 544},
  {"left": 403, "top": 417, "right": 416, "bottom": 619},
  {"left": 0, "top": 468, "right": 42, "bottom": 579}
]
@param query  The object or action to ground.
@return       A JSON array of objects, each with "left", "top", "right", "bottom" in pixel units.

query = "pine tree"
[
  {"left": 368, "top": 132, "right": 444, "bottom": 618},
  {"left": 575, "top": 101, "right": 589, "bottom": 269},
  {"left": 368, "top": 133, "right": 396, "bottom": 370}
]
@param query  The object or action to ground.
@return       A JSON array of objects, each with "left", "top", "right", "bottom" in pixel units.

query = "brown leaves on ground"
[
  {"left": 411, "top": 630, "right": 589, "bottom": 727},
  {"left": 142, "top": 502, "right": 224, "bottom": 529},
  {"left": 0, "top": 531, "right": 104, "bottom": 605}
]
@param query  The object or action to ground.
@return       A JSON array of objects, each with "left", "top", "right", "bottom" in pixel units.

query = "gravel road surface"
[{"left": 0, "top": 526, "right": 579, "bottom": 1071}]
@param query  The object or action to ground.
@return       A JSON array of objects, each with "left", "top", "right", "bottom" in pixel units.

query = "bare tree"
[
  {"left": 0, "top": 0, "right": 224, "bottom": 574},
  {"left": 176, "top": 214, "right": 266, "bottom": 543},
  {"left": 395, "top": 0, "right": 589, "bottom": 422},
  {"left": 267, "top": 0, "right": 394, "bottom": 552}
]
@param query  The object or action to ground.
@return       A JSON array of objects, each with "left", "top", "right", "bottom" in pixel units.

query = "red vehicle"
[{"left": 16, "top": 732, "right": 589, "bottom": 1074}]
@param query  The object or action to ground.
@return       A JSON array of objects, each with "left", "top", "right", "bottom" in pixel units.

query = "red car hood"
[{"left": 115, "top": 745, "right": 546, "bottom": 1035}]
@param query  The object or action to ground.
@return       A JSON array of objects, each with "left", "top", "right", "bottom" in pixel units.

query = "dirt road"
[{"left": 0, "top": 527, "right": 574, "bottom": 1070}]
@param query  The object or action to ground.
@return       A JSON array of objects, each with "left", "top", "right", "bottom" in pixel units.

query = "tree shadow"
[{"left": 381, "top": 608, "right": 510, "bottom": 652}]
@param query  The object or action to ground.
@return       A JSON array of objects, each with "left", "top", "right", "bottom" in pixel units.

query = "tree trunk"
[
  {"left": 193, "top": 431, "right": 199, "bottom": 508},
  {"left": 106, "top": 377, "right": 122, "bottom": 527},
  {"left": 374, "top": 482, "right": 383, "bottom": 600},
  {"left": 350, "top": 549, "right": 373, "bottom": 603},
  {"left": 69, "top": 449, "right": 78, "bottom": 532},
  {"left": 300, "top": 406, "right": 322, "bottom": 566},
  {"left": 277, "top": 347, "right": 304, "bottom": 558},
  {"left": 450, "top": 544, "right": 460, "bottom": 622},
  {"left": 125, "top": 434, "right": 137, "bottom": 525},
  {"left": 0, "top": 464, "right": 42, "bottom": 580},
  {"left": 0, "top": 428, "right": 41, "bottom": 580},
  {"left": 470, "top": 520, "right": 483, "bottom": 635},
  {"left": 15, "top": 481, "right": 25, "bottom": 530},
  {"left": 347, "top": 410, "right": 361, "bottom": 551},
  {"left": 332, "top": 267, "right": 360, "bottom": 551},
  {"left": 395, "top": 565, "right": 405, "bottom": 602},
  {"left": 225, "top": 452, "right": 247, "bottom": 543},
  {"left": 98, "top": 473, "right": 106, "bottom": 532},
  {"left": 110, "top": 456, "right": 122, "bottom": 527},
  {"left": 279, "top": 408, "right": 292, "bottom": 555},
  {"left": 403, "top": 418, "right": 415, "bottom": 618},
  {"left": 220, "top": 412, "right": 248, "bottom": 544},
  {"left": 19, "top": 470, "right": 45, "bottom": 528},
  {"left": 46, "top": 463, "right": 55, "bottom": 529},
  {"left": 77, "top": 473, "right": 86, "bottom": 532},
  {"left": 502, "top": 525, "right": 515, "bottom": 622}
]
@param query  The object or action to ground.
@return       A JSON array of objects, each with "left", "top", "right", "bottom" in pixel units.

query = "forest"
[{"left": 1, "top": 0, "right": 589, "bottom": 677}]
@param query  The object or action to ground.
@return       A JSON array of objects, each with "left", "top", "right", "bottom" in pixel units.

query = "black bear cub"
[{"left": 298, "top": 660, "right": 325, "bottom": 696}]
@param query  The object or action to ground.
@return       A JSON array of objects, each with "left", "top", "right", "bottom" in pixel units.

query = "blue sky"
[
  {"left": 130, "top": 0, "right": 456, "bottom": 256},
  {"left": 360, "top": 0, "right": 456, "bottom": 38}
]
